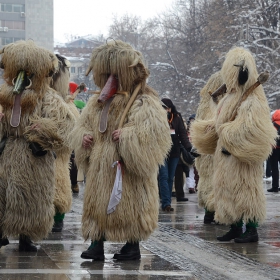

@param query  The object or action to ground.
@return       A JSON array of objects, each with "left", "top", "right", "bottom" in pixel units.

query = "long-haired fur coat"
[
  {"left": 192, "top": 47, "right": 276, "bottom": 225},
  {"left": 50, "top": 54, "right": 79, "bottom": 214},
  {"left": 194, "top": 71, "right": 223, "bottom": 211},
  {"left": 0, "top": 40, "right": 76, "bottom": 240},
  {"left": 70, "top": 40, "right": 171, "bottom": 242}
]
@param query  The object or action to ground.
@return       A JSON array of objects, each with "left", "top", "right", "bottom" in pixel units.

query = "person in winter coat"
[
  {"left": 70, "top": 40, "right": 171, "bottom": 261},
  {"left": 267, "top": 109, "right": 280, "bottom": 192},
  {"left": 159, "top": 98, "right": 192, "bottom": 211}
]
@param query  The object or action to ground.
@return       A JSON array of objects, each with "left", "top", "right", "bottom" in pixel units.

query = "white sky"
[{"left": 54, "top": 0, "right": 175, "bottom": 43}]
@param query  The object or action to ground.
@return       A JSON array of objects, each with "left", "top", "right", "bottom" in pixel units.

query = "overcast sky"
[{"left": 54, "top": 0, "right": 175, "bottom": 43}]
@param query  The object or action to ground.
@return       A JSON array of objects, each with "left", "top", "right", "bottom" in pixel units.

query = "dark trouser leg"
[
  {"left": 268, "top": 148, "right": 280, "bottom": 192},
  {"left": 194, "top": 166, "right": 199, "bottom": 190},
  {"left": 167, "top": 157, "right": 180, "bottom": 199},
  {"left": 174, "top": 163, "right": 184, "bottom": 198},
  {"left": 70, "top": 157, "right": 78, "bottom": 185},
  {"left": 159, "top": 160, "right": 170, "bottom": 209},
  {"left": 70, "top": 152, "right": 79, "bottom": 193},
  {"left": 113, "top": 241, "right": 141, "bottom": 260},
  {"left": 266, "top": 157, "right": 272, "bottom": 177}
]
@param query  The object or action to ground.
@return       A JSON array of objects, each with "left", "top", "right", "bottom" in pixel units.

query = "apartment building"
[{"left": 0, "top": 0, "right": 53, "bottom": 50}]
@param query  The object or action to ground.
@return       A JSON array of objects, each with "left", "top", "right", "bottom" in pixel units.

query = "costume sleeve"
[
  {"left": 69, "top": 96, "right": 96, "bottom": 172},
  {"left": 118, "top": 94, "right": 172, "bottom": 177},
  {"left": 218, "top": 95, "right": 276, "bottom": 164},
  {"left": 190, "top": 119, "right": 218, "bottom": 155},
  {"left": 24, "top": 91, "right": 76, "bottom": 152}
]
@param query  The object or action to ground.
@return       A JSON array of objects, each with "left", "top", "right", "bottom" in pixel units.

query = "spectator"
[
  {"left": 267, "top": 109, "right": 280, "bottom": 192},
  {"left": 159, "top": 98, "right": 192, "bottom": 211},
  {"left": 185, "top": 114, "right": 198, "bottom": 194}
]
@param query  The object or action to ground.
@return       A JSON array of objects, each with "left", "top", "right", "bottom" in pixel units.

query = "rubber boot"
[
  {"left": 52, "top": 220, "right": 63, "bottom": 232},
  {"left": 81, "top": 240, "right": 105, "bottom": 260},
  {"left": 113, "top": 242, "right": 141, "bottom": 260},
  {"left": 204, "top": 211, "right": 214, "bottom": 224},
  {"left": 217, "top": 224, "right": 242, "bottom": 241},
  {"left": 52, "top": 212, "right": 65, "bottom": 233},
  {"left": 19, "top": 234, "right": 37, "bottom": 252},
  {"left": 0, "top": 232, "right": 9, "bottom": 248},
  {"left": 234, "top": 227, "right": 259, "bottom": 243}
]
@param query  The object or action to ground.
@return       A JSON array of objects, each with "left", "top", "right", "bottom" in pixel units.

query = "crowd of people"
[{"left": 0, "top": 39, "right": 277, "bottom": 262}]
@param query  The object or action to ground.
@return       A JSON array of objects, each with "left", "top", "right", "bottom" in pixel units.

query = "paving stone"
[{"left": 0, "top": 182, "right": 279, "bottom": 279}]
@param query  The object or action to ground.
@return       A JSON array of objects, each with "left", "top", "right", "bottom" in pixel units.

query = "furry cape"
[
  {"left": 211, "top": 47, "right": 276, "bottom": 225},
  {"left": 193, "top": 71, "right": 223, "bottom": 211},
  {"left": 53, "top": 101, "right": 79, "bottom": 213},
  {"left": 70, "top": 86, "right": 171, "bottom": 242},
  {"left": 0, "top": 86, "right": 75, "bottom": 240},
  {"left": 50, "top": 54, "right": 80, "bottom": 214},
  {"left": 53, "top": 100, "right": 79, "bottom": 214}
]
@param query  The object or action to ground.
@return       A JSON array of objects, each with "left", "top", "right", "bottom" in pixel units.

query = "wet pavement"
[{"left": 0, "top": 181, "right": 280, "bottom": 279}]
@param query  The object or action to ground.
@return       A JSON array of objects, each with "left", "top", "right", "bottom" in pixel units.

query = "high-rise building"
[{"left": 0, "top": 0, "right": 53, "bottom": 51}]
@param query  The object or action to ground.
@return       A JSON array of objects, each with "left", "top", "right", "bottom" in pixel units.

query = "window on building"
[
  {"left": 1, "top": 4, "right": 25, "bottom": 13},
  {"left": 71, "top": 67, "right": 76, "bottom": 73},
  {"left": 78, "top": 67, "right": 83, "bottom": 74},
  {"left": 1, "top": 21, "right": 25, "bottom": 30},
  {"left": 13, "top": 21, "right": 25, "bottom": 30},
  {"left": 2, "top": 37, "right": 13, "bottom": 45},
  {"left": 1, "top": 37, "right": 24, "bottom": 45},
  {"left": 13, "top": 5, "right": 22, "bottom": 13},
  {"left": 5, "top": 4, "right": 12, "bottom": 12}
]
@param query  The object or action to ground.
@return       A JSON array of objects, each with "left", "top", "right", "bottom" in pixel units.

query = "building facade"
[{"left": 0, "top": 0, "right": 53, "bottom": 50}]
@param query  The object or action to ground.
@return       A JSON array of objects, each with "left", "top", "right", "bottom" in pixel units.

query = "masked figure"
[
  {"left": 0, "top": 40, "right": 76, "bottom": 251},
  {"left": 191, "top": 47, "right": 276, "bottom": 243},
  {"left": 50, "top": 54, "right": 81, "bottom": 232},
  {"left": 193, "top": 71, "right": 224, "bottom": 224},
  {"left": 70, "top": 40, "right": 171, "bottom": 260}
]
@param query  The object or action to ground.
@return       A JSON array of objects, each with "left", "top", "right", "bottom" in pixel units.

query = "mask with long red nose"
[{"left": 97, "top": 74, "right": 118, "bottom": 103}]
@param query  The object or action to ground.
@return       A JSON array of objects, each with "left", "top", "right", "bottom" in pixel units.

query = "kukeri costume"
[
  {"left": 50, "top": 54, "right": 81, "bottom": 232},
  {"left": 70, "top": 40, "right": 171, "bottom": 260},
  {"left": 0, "top": 40, "right": 76, "bottom": 251},
  {"left": 191, "top": 47, "right": 276, "bottom": 243},
  {"left": 193, "top": 71, "right": 224, "bottom": 224}
]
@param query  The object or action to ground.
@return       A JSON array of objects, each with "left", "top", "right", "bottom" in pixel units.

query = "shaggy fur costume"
[
  {"left": 50, "top": 54, "right": 80, "bottom": 214},
  {"left": 70, "top": 40, "right": 171, "bottom": 242},
  {"left": 0, "top": 40, "right": 76, "bottom": 240},
  {"left": 192, "top": 47, "right": 276, "bottom": 225},
  {"left": 194, "top": 71, "right": 223, "bottom": 211}
]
